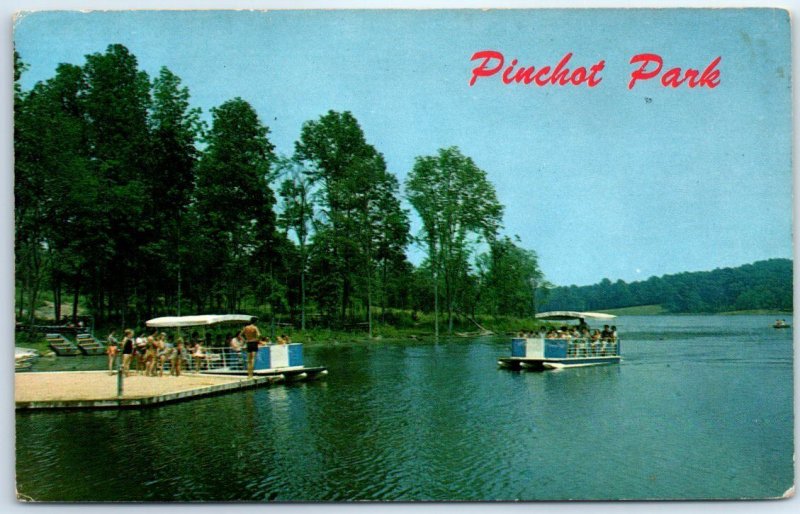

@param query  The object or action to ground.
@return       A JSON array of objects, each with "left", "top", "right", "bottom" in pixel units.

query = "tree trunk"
[
  {"left": 72, "top": 279, "right": 80, "bottom": 323},
  {"left": 53, "top": 277, "right": 61, "bottom": 323}
]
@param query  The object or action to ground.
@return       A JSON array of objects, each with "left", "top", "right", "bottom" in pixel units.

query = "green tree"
[
  {"left": 476, "top": 236, "right": 546, "bottom": 317},
  {"left": 406, "top": 147, "right": 503, "bottom": 335},
  {"left": 295, "top": 111, "right": 409, "bottom": 330},
  {"left": 277, "top": 157, "right": 315, "bottom": 332},
  {"left": 149, "top": 67, "right": 203, "bottom": 316},
  {"left": 194, "top": 97, "right": 276, "bottom": 311},
  {"left": 82, "top": 44, "right": 153, "bottom": 325}
]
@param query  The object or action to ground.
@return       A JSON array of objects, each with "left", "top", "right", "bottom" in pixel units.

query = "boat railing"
[
  {"left": 188, "top": 348, "right": 247, "bottom": 372},
  {"left": 149, "top": 347, "right": 247, "bottom": 374},
  {"left": 562, "top": 337, "right": 620, "bottom": 357}
]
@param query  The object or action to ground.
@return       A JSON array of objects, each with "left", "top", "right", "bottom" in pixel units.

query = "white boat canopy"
[
  {"left": 146, "top": 314, "right": 256, "bottom": 328},
  {"left": 535, "top": 311, "right": 617, "bottom": 321}
]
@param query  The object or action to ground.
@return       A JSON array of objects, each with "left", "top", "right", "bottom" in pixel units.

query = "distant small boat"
[{"left": 773, "top": 320, "right": 791, "bottom": 329}]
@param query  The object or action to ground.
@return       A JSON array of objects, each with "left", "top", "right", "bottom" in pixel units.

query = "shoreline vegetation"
[{"left": 16, "top": 303, "right": 792, "bottom": 357}]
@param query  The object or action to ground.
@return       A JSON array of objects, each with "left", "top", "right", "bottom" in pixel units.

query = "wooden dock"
[{"left": 15, "top": 371, "right": 280, "bottom": 410}]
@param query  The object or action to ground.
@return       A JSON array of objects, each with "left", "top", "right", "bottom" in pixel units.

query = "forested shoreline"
[
  {"left": 541, "top": 259, "right": 792, "bottom": 314},
  {"left": 14, "top": 45, "right": 791, "bottom": 338}
]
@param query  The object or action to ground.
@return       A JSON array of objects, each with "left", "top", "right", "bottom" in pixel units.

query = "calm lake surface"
[{"left": 15, "top": 315, "right": 794, "bottom": 501}]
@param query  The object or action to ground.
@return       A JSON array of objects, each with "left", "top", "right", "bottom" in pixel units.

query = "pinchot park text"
[{"left": 469, "top": 51, "right": 722, "bottom": 89}]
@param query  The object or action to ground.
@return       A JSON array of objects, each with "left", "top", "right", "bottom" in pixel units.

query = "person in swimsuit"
[
  {"left": 241, "top": 318, "right": 261, "bottom": 378},
  {"left": 155, "top": 334, "right": 168, "bottom": 376},
  {"left": 171, "top": 338, "right": 186, "bottom": 376},
  {"left": 144, "top": 336, "right": 158, "bottom": 376},
  {"left": 121, "top": 329, "right": 134, "bottom": 377},
  {"left": 106, "top": 331, "right": 119, "bottom": 375}
]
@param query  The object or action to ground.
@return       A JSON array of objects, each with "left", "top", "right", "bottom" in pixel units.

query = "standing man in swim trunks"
[{"left": 241, "top": 318, "right": 261, "bottom": 378}]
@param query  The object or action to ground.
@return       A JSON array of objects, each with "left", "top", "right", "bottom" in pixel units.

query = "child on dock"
[
  {"left": 106, "top": 331, "right": 118, "bottom": 375},
  {"left": 171, "top": 338, "right": 187, "bottom": 376}
]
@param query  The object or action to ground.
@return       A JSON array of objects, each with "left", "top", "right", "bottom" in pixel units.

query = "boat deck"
[{"left": 15, "top": 371, "right": 281, "bottom": 410}]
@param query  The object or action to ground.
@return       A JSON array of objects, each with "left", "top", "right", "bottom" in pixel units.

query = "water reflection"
[{"left": 15, "top": 315, "right": 794, "bottom": 501}]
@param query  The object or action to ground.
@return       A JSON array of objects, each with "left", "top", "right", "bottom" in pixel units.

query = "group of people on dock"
[
  {"left": 105, "top": 329, "right": 195, "bottom": 377},
  {"left": 104, "top": 319, "right": 291, "bottom": 378}
]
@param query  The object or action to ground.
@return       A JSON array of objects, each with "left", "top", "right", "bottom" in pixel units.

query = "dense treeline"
[
  {"left": 14, "top": 44, "right": 546, "bottom": 334},
  {"left": 540, "top": 259, "right": 793, "bottom": 313}
]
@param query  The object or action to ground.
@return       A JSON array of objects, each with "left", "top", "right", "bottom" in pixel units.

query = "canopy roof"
[
  {"left": 146, "top": 314, "right": 255, "bottom": 328},
  {"left": 535, "top": 311, "right": 617, "bottom": 321}
]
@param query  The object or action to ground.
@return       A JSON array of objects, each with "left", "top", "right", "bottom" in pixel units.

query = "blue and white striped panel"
[
  {"left": 288, "top": 343, "right": 304, "bottom": 366},
  {"left": 254, "top": 347, "right": 271, "bottom": 370},
  {"left": 544, "top": 339, "right": 568, "bottom": 358},
  {"left": 511, "top": 338, "right": 527, "bottom": 357},
  {"left": 525, "top": 338, "right": 544, "bottom": 358}
]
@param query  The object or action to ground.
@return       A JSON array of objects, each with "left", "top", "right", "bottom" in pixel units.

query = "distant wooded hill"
[{"left": 540, "top": 259, "right": 792, "bottom": 313}]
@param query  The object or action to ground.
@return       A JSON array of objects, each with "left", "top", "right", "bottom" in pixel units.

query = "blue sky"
[{"left": 13, "top": 9, "right": 792, "bottom": 286}]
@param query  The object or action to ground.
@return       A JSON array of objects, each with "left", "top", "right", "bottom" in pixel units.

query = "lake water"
[{"left": 15, "top": 315, "right": 794, "bottom": 501}]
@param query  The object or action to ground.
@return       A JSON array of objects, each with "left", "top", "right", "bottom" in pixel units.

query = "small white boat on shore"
[
  {"left": 15, "top": 347, "right": 40, "bottom": 372},
  {"left": 498, "top": 311, "right": 621, "bottom": 371}
]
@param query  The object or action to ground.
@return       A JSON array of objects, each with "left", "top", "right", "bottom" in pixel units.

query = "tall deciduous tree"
[
  {"left": 476, "top": 236, "right": 547, "bottom": 317},
  {"left": 407, "top": 147, "right": 503, "bottom": 335},
  {"left": 295, "top": 110, "right": 409, "bottom": 330},
  {"left": 277, "top": 157, "right": 315, "bottom": 332},
  {"left": 194, "top": 97, "right": 276, "bottom": 311},
  {"left": 82, "top": 44, "right": 153, "bottom": 325},
  {"left": 149, "top": 67, "right": 202, "bottom": 315}
]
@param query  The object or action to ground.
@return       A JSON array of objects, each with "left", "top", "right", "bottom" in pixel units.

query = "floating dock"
[{"left": 15, "top": 371, "right": 281, "bottom": 410}]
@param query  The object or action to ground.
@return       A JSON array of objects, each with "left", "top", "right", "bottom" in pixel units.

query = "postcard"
[{"left": 12, "top": 8, "right": 794, "bottom": 502}]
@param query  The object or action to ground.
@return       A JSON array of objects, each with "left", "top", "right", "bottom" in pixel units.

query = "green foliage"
[
  {"left": 194, "top": 98, "right": 277, "bottom": 312},
  {"left": 294, "top": 111, "right": 411, "bottom": 332},
  {"left": 406, "top": 147, "right": 504, "bottom": 334},
  {"left": 541, "top": 259, "right": 793, "bottom": 313},
  {"left": 476, "top": 236, "right": 546, "bottom": 317}
]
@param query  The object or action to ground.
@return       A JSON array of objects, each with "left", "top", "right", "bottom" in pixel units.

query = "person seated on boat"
[
  {"left": 577, "top": 318, "right": 589, "bottom": 332},
  {"left": 545, "top": 329, "right": 557, "bottom": 339},
  {"left": 259, "top": 336, "right": 271, "bottom": 346},
  {"left": 229, "top": 334, "right": 243, "bottom": 352},
  {"left": 580, "top": 328, "right": 591, "bottom": 340},
  {"left": 191, "top": 341, "right": 207, "bottom": 373},
  {"left": 281, "top": 334, "right": 291, "bottom": 344},
  {"left": 601, "top": 325, "right": 613, "bottom": 340},
  {"left": 609, "top": 326, "right": 618, "bottom": 342}
]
